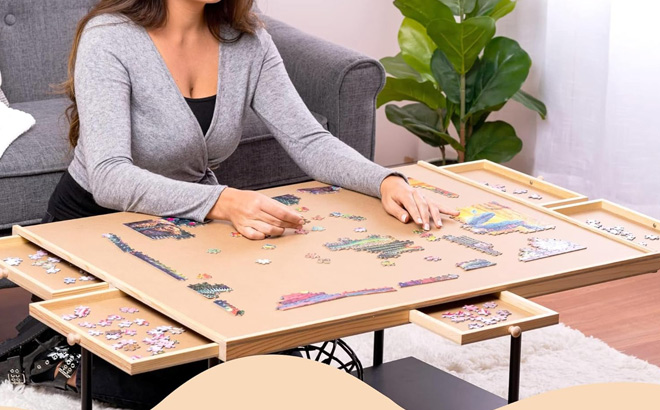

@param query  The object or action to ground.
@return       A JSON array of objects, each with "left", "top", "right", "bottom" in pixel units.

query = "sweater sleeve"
[
  {"left": 250, "top": 31, "right": 398, "bottom": 199},
  {"left": 74, "top": 25, "right": 224, "bottom": 222}
]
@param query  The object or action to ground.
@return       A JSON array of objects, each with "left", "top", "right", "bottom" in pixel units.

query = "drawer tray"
[
  {"left": 551, "top": 200, "right": 660, "bottom": 252},
  {"left": 409, "top": 291, "right": 558, "bottom": 345},
  {"left": 30, "top": 289, "right": 219, "bottom": 375},
  {"left": 442, "top": 160, "right": 587, "bottom": 208},
  {"left": 0, "top": 235, "right": 107, "bottom": 300}
]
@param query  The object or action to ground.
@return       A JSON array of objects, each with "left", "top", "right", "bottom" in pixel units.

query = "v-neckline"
[{"left": 141, "top": 27, "right": 222, "bottom": 140}]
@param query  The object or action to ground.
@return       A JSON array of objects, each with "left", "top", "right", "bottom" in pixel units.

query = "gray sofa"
[{"left": 0, "top": 0, "right": 385, "bottom": 287}]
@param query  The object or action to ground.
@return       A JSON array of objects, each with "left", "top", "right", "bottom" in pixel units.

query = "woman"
[{"left": 4, "top": 0, "right": 458, "bottom": 407}]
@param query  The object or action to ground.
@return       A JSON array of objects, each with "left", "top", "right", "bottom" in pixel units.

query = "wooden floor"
[
  {"left": 533, "top": 270, "right": 660, "bottom": 366},
  {"left": 2, "top": 272, "right": 659, "bottom": 366}
]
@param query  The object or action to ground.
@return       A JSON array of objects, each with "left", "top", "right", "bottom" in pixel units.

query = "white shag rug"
[{"left": 1, "top": 323, "right": 659, "bottom": 409}]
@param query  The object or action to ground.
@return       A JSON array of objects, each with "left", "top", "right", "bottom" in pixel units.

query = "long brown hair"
[{"left": 61, "top": 0, "right": 260, "bottom": 148}]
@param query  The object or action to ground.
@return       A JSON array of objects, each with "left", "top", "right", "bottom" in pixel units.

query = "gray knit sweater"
[{"left": 69, "top": 14, "right": 394, "bottom": 222}]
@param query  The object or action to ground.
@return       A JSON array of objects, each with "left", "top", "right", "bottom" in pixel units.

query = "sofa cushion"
[
  {"left": 0, "top": 98, "right": 72, "bottom": 179},
  {"left": 0, "top": 0, "right": 97, "bottom": 104}
]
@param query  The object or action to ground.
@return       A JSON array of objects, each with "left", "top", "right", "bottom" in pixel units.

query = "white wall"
[
  {"left": 258, "top": 0, "right": 422, "bottom": 166},
  {"left": 259, "top": 0, "right": 546, "bottom": 171}
]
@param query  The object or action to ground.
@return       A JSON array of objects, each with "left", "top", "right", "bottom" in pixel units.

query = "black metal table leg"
[
  {"left": 81, "top": 347, "right": 93, "bottom": 410},
  {"left": 208, "top": 357, "right": 220, "bottom": 368},
  {"left": 373, "top": 329, "right": 384, "bottom": 367},
  {"left": 508, "top": 326, "right": 522, "bottom": 404}
]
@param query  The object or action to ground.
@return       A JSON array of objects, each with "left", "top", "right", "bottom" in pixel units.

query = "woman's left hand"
[{"left": 380, "top": 175, "right": 459, "bottom": 230}]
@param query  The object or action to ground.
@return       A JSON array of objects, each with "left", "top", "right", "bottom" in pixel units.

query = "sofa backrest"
[{"left": 0, "top": 0, "right": 97, "bottom": 104}]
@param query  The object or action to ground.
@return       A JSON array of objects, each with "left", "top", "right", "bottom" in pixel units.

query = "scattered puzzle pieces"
[
  {"left": 518, "top": 237, "right": 586, "bottom": 262},
  {"left": 297, "top": 186, "right": 341, "bottom": 195},
  {"left": 3, "top": 257, "right": 22, "bottom": 266},
  {"left": 272, "top": 194, "right": 300, "bottom": 206},
  {"left": 408, "top": 178, "right": 459, "bottom": 198},
  {"left": 456, "top": 259, "right": 496, "bottom": 271},
  {"left": 214, "top": 300, "right": 245, "bottom": 316},
  {"left": 277, "top": 287, "right": 396, "bottom": 311},
  {"left": 399, "top": 274, "right": 459, "bottom": 288}
]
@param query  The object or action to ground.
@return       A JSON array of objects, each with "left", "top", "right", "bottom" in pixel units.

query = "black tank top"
[
  {"left": 184, "top": 95, "right": 216, "bottom": 136},
  {"left": 45, "top": 96, "right": 217, "bottom": 222}
]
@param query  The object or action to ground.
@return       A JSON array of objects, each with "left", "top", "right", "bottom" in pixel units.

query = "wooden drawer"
[
  {"left": 442, "top": 160, "right": 587, "bottom": 208},
  {"left": 30, "top": 289, "right": 219, "bottom": 375},
  {"left": 409, "top": 291, "right": 558, "bottom": 345},
  {"left": 0, "top": 235, "right": 107, "bottom": 300},
  {"left": 551, "top": 199, "right": 660, "bottom": 252}
]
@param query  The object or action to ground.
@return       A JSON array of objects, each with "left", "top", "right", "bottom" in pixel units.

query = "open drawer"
[
  {"left": 409, "top": 291, "right": 558, "bottom": 345},
  {"left": 30, "top": 289, "right": 219, "bottom": 375},
  {"left": 0, "top": 235, "right": 107, "bottom": 300},
  {"left": 442, "top": 160, "right": 587, "bottom": 208},
  {"left": 551, "top": 200, "right": 660, "bottom": 252}
]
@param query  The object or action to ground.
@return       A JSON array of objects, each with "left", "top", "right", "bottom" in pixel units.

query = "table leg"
[
  {"left": 208, "top": 357, "right": 220, "bottom": 368},
  {"left": 508, "top": 328, "right": 522, "bottom": 404},
  {"left": 373, "top": 329, "right": 384, "bottom": 367},
  {"left": 81, "top": 348, "right": 93, "bottom": 410}
]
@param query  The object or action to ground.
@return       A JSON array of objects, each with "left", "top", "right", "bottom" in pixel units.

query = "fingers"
[
  {"left": 398, "top": 192, "right": 423, "bottom": 228},
  {"left": 238, "top": 221, "right": 286, "bottom": 240},
  {"left": 429, "top": 201, "right": 444, "bottom": 229},
  {"left": 436, "top": 202, "right": 460, "bottom": 216},
  {"left": 412, "top": 190, "right": 431, "bottom": 230},
  {"left": 239, "top": 226, "right": 265, "bottom": 240},
  {"left": 258, "top": 211, "right": 303, "bottom": 230},
  {"left": 262, "top": 199, "right": 305, "bottom": 227},
  {"left": 382, "top": 196, "right": 410, "bottom": 223}
]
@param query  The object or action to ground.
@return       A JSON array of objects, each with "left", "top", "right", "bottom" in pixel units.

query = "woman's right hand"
[{"left": 208, "top": 188, "right": 305, "bottom": 240}]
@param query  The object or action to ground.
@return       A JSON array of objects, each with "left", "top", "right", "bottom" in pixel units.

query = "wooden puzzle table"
[{"left": 1, "top": 161, "right": 659, "bottom": 410}]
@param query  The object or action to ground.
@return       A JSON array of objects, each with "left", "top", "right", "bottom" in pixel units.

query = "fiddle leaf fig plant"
[{"left": 378, "top": 0, "right": 546, "bottom": 164}]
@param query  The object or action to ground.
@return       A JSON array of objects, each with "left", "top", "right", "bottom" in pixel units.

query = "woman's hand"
[
  {"left": 209, "top": 188, "right": 304, "bottom": 240},
  {"left": 380, "top": 175, "right": 459, "bottom": 230}
]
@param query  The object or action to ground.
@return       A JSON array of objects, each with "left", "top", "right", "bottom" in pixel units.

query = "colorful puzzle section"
[
  {"left": 277, "top": 287, "right": 396, "bottom": 311},
  {"left": 454, "top": 201, "right": 555, "bottom": 235},
  {"left": 324, "top": 235, "right": 424, "bottom": 259}
]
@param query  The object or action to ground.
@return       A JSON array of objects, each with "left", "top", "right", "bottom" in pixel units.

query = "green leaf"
[
  {"left": 464, "top": 56, "right": 481, "bottom": 106},
  {"left": 466, "top": 121, "right": 522, "bottom": 162},
  {"left": 467, "top": 37, "right": 531, "bottom": 115},
  {"left": 426, "top": 15, "right": 496, "bottom": 74},
  {"left": 468, "top": 0, "right": 514, "bottom": 19},
  {"left": 377, "top": 77, "right": 446, "bottom": 109},
  {"left": 393, "top": 0, "right": 455, "bottom": 26},
  {"left": 431, "top": 49, "right": 461, "bottom": 104},
  {"left": 385, "top": 103, "right": 440, "bottom": 127},
  {"left": 491, "top": 0, "right": 516, "bottom": 20},
  {"left": 444, "top": 100, "right": 456, "bottom": 131},
  {"left": 385, "top": 104, "right": 463, "bottom": 150},
  {"left": 468, "top": 0, "right": 500, "bottom": 17},
  {"left": 398, "top": 18, "right": 438, "bottom": 84},
  {"left": 403, "top": 120, "right": 465, "bottom": 151},
  {"left": 380, "top": 53, "right": 424, "bottom": 82},
  {"left": 512, "top": 89, "right": 547, "bottom": 119},
  {"left": 439, "top": 0, "right": 477, "bottom": 15}
]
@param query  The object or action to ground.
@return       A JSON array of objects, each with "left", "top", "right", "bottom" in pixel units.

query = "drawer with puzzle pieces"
[
  {"left": 551, "top": 200, "right": 660, "bottom": 252},
  {"left": 409, "top": 291, "right": 558, "bottom": 345},
  {"left": 442, "top": 160, "right": 587, "bottom": 208},
  {"left": 30, "top": 289, "right": 219, "bottom": 374},
  {"left": 0, "top": 235, "right": 107, "bottom": 300}
]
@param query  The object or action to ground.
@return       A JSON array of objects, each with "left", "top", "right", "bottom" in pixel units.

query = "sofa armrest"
[{"left": 261, "top": 16, "right": 386, "bottom": 161}]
